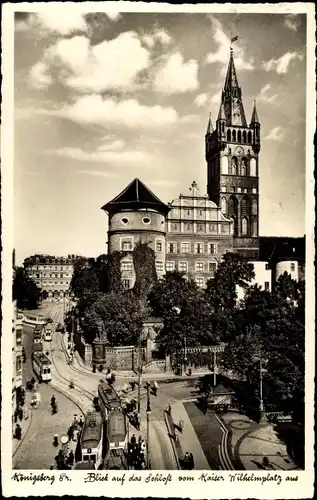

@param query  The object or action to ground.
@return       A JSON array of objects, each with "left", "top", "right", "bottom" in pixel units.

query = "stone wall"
[
  {"left": 74, "top": 330, "right": 92, "bottom": 364},
  {"left": 104, "top": 346, "right": 146, "bottom": 371}
]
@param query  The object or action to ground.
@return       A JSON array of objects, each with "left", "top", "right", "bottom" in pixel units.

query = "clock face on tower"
[{"left": 235, "top": 146, "right": 243, "bottom": 156}]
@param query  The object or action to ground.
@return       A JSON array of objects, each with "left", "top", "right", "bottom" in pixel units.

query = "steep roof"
[
  {"left": 101, "top": 178, "right": 170, "bottom": 215},
  {"left": 250, "top": 100, "right": 260, "bottom": 124},
  {"left": 220, "top": 49, "right": 247, "bottom": 127},
  {"left": 206, "top": 113, "right": 214, "bottom": 134}
]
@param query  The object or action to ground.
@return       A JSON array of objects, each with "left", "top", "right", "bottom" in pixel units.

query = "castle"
[{"left": 102, "top": 49, "right": 305, "bottom": 291}]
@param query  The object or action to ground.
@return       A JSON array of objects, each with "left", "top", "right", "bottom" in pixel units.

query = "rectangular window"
[
  {"left": 194, "top": 243, "right": 204, "bottom": 254},
  {"left": 264, "top": 281, "right": 270, "bottom": 291},
  {"left": 179, "top": 262, "right": 188, "bottom": 272},
  {"left": 265, "top": 263, "right": 270, "bottom": 271},
  {"left": 122, "top": 279, "right": 131, "bottom": 290},
  {"left": 290, "top": 263, "right": 295, "bottom": 271},
  {"left": 196, "top": 277, "right": 205, "bottom": 288},
  {"left": 197, "top": 224, "right": 204, "bottom": 232},
  {"left": 156, "top": 261, "right": 164, "bottom": 272},
  {"left": 121, "top": 261, "right": 133, "bottom": 272},
  {"left": 195, "top": 261, "right": 204, "bottom": 272},
  {"left": 209, "top": 224, "right": 216, "bottom": 232},
  {"left": 121, "top": 238, "right": 133, "bottom": 251},
  {"left": 208, "top": 262, "right": 217, "bottom": 276},
  {"left": 155, "top": 240, "right": 163, "bottom": 252},
  {"left": 166, "top": 261, "right": 175, "bottom": 272},
  {"left": 181, "top": 242, "right": 190, "bottom": 254},
  {"left": 168, "top": 242, "right": 177, "bottom": 254},
  {"left": 208, "top": 243, "right": 217, "bottom": 254}
]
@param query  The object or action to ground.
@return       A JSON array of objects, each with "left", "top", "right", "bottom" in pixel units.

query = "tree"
[
  {"left": 81, "top": 292, "right": 143, "bottom": 346},
  {"left": 149, "top": 271, "right": 216, "bottom": 354},
  {"left": 132, "top": 241, "right": 157, "bottom": 302},
  {"left": 13, "top": 267, "right": 41, "bottom": 309}
]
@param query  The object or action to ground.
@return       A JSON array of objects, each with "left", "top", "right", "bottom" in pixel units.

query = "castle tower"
[
  {"left": 206, "top": 48, "right": 260, "bottom": 259},
  {"left": 101, "top": 178, "right": 170, "bottom": 289}
]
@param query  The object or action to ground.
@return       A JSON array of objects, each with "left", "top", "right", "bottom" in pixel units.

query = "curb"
[
  {"left": 12, "top": 409, "right": 33, "bottom": 459},
  {"left": 164, "top": 410, "right": 181, "bottom": 470}
]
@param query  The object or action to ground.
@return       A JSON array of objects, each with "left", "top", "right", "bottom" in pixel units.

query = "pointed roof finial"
[
  {"left": 206, "top": 112, "right": 213, "bottom": 135},
  {"left": 250, "top": 99, "right": 259, "bottom": 124},
  {"left": 217, "top": 102, "right": 226, "bottom": 121}
]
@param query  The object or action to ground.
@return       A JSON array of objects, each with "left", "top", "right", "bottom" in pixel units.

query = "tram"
[
  {"left": 32, "top": 341, "right": 43, "bottom": 359},
  {"left": 33, "top": 325, "right": 44, "bottom": 341},
  {"left": 43, "top": 324, "right": 53, "bottom": 341},
  {"left": 104, "top": 409, "right": 128, "bottom": 470},
  {"left": 32, "top": 352, "right": 52, "bottom": 382},
  {"left": 98, "top": 381, "right": 121, "bottom": 420},
  {"left": 79, "top": 411, "right": 104, "bottom": 469},
  {"left": 23, "top": 313, "right": 47, "bottom": 326}
]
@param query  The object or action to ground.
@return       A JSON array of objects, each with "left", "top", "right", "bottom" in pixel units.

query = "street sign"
[{"left": 60, "top": 435, "right": 69, "bottom": 445}]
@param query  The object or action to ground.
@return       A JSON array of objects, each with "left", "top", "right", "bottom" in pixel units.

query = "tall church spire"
[{"left": 222, "top": 48, "right": 247, "bottom": 127}]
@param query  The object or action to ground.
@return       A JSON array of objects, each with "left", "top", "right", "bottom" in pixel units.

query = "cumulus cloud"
[
  {"left": 180, "top": 114, "right": 200, "bottom": 124},
  {"left": 29, "top": 31, "right": 150, "bottom": 93},
  {"left": 205, "top": 15, "right": 254, "bottom": 73},
  {"left": 265, "top": 126, "right": 285, "bottom": 142},
  {"left": 284, "top": 14, "right": 299, "bottom": 32},
  {"left": 153, "top": 52, "right": 199, "bottom": 93},
  {"left": 142, "top": 28, "right": 173, "bottom": 48},
  {"left": 263, "top": 51, "right": 303, "bottom": 74},
  {"left": 50, "top": 95, "right": 178, "bottom": 130},
  {"left": 29, "top": 61, "right": 53, "bottom": 89},
  {"left": 194, "top": 93, "right": 209, "bottom": 107},
  {"left": 48, "top": 146, "right": 156, "bottom": 165},
  {"left": 106, "top": 12, "right": 122, "bottom": 22},
  {"left": 34, "top": 11, "right": 87, "bottom": 35},
  {"left": 257, "top": 84, "right": 277, "bottom": 104}
]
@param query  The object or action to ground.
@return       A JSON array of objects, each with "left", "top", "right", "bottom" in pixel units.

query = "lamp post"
[
  {"left": 146, "top": 384, "right": 151, "bottom": 469},
  {"left": 259, "top": 353, "right": 267, "bottom": 423},
  {"left": 70, "top": 293, "right": 75, "bottom": 364}
]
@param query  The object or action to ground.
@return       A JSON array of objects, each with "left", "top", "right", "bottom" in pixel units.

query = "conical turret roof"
[
  {"left": 206, "top": 113, "right": 214, "bottom": 134},
  {"left": 250, "top": 100, "right": 259, "bottom": 124},
  {"left": 101, "top": 178, "right": 170, "bottom": 215}
]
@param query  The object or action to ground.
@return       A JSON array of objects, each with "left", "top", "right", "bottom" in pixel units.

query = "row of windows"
[
  {"left": 121, "top": 238, "right": 219, "bottom": 254},
  {"left": 221, "top": 197, "right": 257, "bottom": 216},
  {"left": 169, "top": 222, "right": 230, "bottom": 234},
  {"left": 168, "top": 242, "right": 217, "bottom": 255},
  {"left": 220, "top": 156, "right": 257, "bottom": 177},
  {"left": 121, "top": 261, "right": 217, "bottom": 275},
  {"left": 41, "top": 282, "right": 68, "bottom": 286},
  {"left": 31, "top": 273, "right": 70, "bottom": 278},
  {"left": 122, "top": 274, "right": 216, "bottom": 290},
  {"left": 30, "top": 265, "right": 72, "bottom": 271},
  {"left": 221, "top": 186, "right": 257, "bottom": 194}
]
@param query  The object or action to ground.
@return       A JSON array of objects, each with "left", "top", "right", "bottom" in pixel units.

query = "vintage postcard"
[{"left": 1, "top": 2, "right": 315, "bottom": 498}]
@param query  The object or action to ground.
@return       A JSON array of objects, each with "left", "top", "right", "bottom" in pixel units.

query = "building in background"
[
  {"left": 12, "top": 300, "right": 23, "bottom": 427},
  {"left": 205, "top": 48, "right": 260, "bottom": 260},
  {"left": 23, "top": 254, "right": 80, "bottom": 299},
  {"left": 166, "top": 181, "right": 234, "bottom": 288},
  {"left": 102, "top": 178, "right": 170, "bottom": 289}
]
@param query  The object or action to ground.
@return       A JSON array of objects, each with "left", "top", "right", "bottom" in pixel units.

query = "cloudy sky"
[{"left": 13, "top": 7, "right": 308, "bottom": 264}]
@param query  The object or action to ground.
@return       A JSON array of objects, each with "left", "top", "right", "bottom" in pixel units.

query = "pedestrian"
[
  {"left": 189, "top": 453, "right": 194, "bottom": 470},
  {"left": 67, "top": 450, "right": 74, "bottom": 466},
  {"left": 14, "top": 408, "right": 19, "bottom": 423},
  {"left": 79, "top": 416, "right": 84, "bottom": 428},
  {"left": 67, "top": 425, "right": 73, "bottom": 441},
  {"left": 18, "top": 408, "right": 23, "bottom": 421},
  {"left": 131, "top": 434, "right": 136, "bottom": 446},
  {"left": 15, "top": 423, "right": 22, "bottom": 440},
  {"left": 73, "top": 428, "right": 79, "bottom": 441},
  {"left": 53, "top": 434, "right": 58, "bottom": 447},
  {"left": 167, "top": 403, "right": 171, "bottom": 415},
  {"left": 183, "top": 452, "right": 190, "bottom": 468},
  {"left": 138, "top": 435, "right": 142, "bottom": 445},
  {"left": 130, "top": 380, "right": 136, "bottom": 391},
  {"left": 141, "top": 440, "right": 146, "bottom": 453}
]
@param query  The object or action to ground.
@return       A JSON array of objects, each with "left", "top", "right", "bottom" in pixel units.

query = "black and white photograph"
[{"left": 1, "top": 2, "right": 315, "bottom": 498}]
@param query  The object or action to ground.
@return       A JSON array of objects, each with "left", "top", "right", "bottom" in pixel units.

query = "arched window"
[
  {"left": 241, "top": 196, "right": 249, "bottom": 216},
  {"left": 228, "top": 196, "right": 238, "bottom": 217},
  {"left": 227, "top": 129, "right": 231, "bottom": 142},
  {"left": 237, "top": 130, "right": 241, "bottom": 143},
  {"left": 252, "top": 199, "right": 258, "bottom": 215},
  {"left": 241, "top": 217, "right": 248, "bottom": 236},
  {"left": 221, "top": 197, "right": 227, "bottom": 214},
  {"left": 252, "top": 219, "right": 257, "bottom": 237},
  {"left": 232, "top": 130, "right": 236, "bottom": 142},
  {"left": 240, "top": 158, "right": 247, "bottom": 176},
  {"left": 231, "top": 157, "right": 238, "bottom": 175},
  {"left": 250, "top": 158, "right": 256, "bottom": 176},
  {"left": 248, "top": 131, "right": 252, "bottom": 143},
  {"left": 242, "top": 130, "right": 247, "bottom": 143},
  {"left": 221, "top": 155, "right": 228, "bottom": 174}
]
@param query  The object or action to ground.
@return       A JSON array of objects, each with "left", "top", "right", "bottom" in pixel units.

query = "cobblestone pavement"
[{"left": 13, "top": 382, "right": 81, "bottom": 470}]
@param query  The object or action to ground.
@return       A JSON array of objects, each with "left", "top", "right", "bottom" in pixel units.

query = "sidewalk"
[
  {"left": 166, "top": 401, "right": 209, "bottom": 470},
  {"left": 221, "top": 412, "right": 300, "bottom": 471},
  {"left": 12, "top": 391, "right": 33, "bottom": 457}
]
